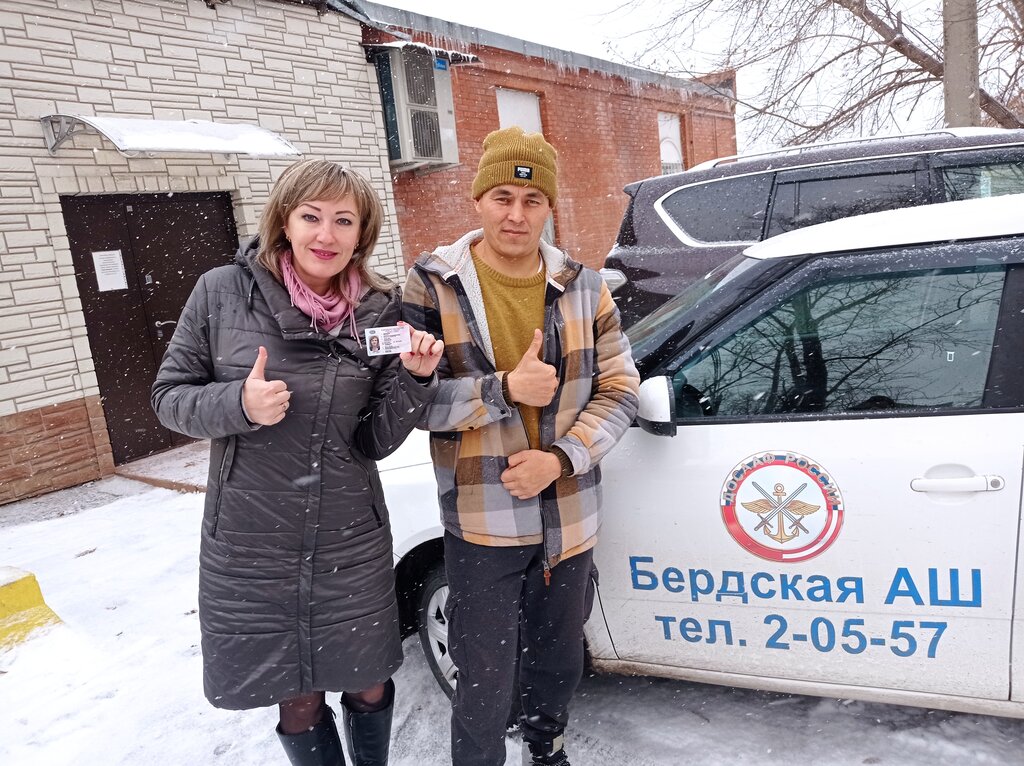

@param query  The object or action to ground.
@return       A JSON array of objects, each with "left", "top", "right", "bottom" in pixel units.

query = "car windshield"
[{"left": 627, "top": 253, "right": 764, "bottom": 359}]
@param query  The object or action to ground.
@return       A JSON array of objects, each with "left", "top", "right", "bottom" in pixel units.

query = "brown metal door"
[{"left": 62, "top": 192, "right": 238, "bottom": 464}]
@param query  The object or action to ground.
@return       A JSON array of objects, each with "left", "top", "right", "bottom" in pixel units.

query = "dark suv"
[{"left": 605, "top": 129, "right": 1024, "bottom": 327}]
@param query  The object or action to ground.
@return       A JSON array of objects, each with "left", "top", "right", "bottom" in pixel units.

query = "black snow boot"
[
  {"left": 521, "top": 712, "right": 570, "bottom": 766},
  {"left": 522, "top": 739, "right": 571, "bottom": 766},
  {"left": 276, "top": 706, "right": 346, "bottom": 766},
  {"left": 341, "top": 678, "right": 394, "bottom": 766}
]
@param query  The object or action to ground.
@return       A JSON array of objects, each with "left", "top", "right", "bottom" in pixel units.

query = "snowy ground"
[{"left": 2, "top": 489, "right": 1023, "bottom": 765}]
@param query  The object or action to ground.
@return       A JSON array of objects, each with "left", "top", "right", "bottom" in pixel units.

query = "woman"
[{"left": 152, "top": 159, "right": 443, "bottom": 766}]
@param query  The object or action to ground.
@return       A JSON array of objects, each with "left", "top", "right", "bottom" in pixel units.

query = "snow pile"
[{"left": 2, "top": 489, "right": 1021, "bottom": 765}]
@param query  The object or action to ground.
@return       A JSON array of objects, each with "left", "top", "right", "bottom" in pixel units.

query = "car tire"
[
  {"left": 415, "top": 560, "right": 524, "bottom": 731},
  {"left": 417, "top": 561, "right": 457, "bottom": 699}
]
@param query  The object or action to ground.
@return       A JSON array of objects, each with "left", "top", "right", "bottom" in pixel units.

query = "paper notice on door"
[{"left": 92, "top": 249, "right": 128, "bottom": 292}]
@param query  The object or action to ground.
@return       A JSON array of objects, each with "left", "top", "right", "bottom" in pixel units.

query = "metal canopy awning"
[
  {"left": 40, "top": 114, "right": 301, "bottom": 158},
  {"left": 363, "top": 40, "right": 479, "bottom": 65}
]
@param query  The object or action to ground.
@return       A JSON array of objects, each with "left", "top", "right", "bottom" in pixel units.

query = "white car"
[{"left": 383, "top": 193, "right": 1024, "bottom": 719}]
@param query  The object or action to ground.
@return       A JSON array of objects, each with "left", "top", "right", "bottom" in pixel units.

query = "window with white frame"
[
  {"left": 659, "top": 112, "right": 684, "bottom": 175},
  {"left": 496, "top": 88, "right": 543, "bottom": 133}
]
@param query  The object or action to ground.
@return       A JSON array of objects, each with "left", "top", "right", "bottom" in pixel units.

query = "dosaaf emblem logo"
[{"left": 721, "top": 452, "right": 844, "bottom": 562}]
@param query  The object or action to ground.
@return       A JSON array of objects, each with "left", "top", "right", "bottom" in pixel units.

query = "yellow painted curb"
[{"left": 0, "top": 566, "right": 61, "bottom": 651}]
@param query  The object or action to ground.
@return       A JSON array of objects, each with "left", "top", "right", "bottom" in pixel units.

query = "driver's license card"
[{"left": 365, "top": 326, "right": 412, "bottom": 356}]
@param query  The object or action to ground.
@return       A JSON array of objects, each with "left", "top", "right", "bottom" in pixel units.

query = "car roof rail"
[{"left": 687, "top": 128, "right": 1012, "bottom": 172}]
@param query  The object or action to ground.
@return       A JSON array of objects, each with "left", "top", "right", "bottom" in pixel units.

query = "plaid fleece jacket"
[{"left": 401, "top": 229, "right": 640, "bottom": 567}]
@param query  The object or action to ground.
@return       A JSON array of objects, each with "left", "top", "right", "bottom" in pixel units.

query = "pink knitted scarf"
[{"left": 280, "top": 251, "right": 362, "bottom": 343}]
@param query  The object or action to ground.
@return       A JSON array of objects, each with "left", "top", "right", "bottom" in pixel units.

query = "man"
[{"left": 402, "top": 126, "right": 640, "bottom": 766}]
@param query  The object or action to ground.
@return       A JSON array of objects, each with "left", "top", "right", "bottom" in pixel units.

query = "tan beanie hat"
[{"left": 471, "top": 126, "right": 558, "bottom": 205}]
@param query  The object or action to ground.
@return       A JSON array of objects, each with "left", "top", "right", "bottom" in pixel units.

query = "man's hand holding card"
[{"left": 366, "top": 322, "right": 443, "bottom": 379}]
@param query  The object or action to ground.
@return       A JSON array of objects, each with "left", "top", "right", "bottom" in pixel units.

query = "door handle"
[
  {"left": 154, "top": 319, "right": 177, "bottom": 341},
  {"left": 910, "top": 475, "right": 1005, "bottom": 493}
]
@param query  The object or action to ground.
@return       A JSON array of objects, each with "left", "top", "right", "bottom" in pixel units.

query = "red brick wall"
[
  {"left": 373, "top": 35, "right": 737, "bottom": 271},
  {"left": 0, "top": 396, "right": 114, "bottom": 505},
  {"left": 686, "top": 111, "right": 738, "bottom": 167}
]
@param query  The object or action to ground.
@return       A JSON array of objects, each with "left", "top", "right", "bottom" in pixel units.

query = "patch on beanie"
[{"left": 514, "top": 165, "right": 533, "bottom": 180}]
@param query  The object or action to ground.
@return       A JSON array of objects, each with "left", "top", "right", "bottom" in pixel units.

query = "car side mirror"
[{"left": 636, "top": 376, "right": 676, "bottom": 437}]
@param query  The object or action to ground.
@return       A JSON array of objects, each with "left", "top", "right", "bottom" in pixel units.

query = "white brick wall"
[{"left": 0, "top": 0, "right": 402, "bottom": 415}]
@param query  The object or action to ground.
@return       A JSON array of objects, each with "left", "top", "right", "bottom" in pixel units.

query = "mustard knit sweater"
[{"left": 472, "top": 250, "right": 547, "bottom": 449}]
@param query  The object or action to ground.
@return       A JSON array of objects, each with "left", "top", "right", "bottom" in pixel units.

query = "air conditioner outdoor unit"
[{"left": 375, "top": 47, "right": 459, "bottom": 171}]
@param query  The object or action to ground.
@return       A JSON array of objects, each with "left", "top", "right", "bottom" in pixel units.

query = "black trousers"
[{"left": 444, "top": 532, "right": 595, "bottom": 766}]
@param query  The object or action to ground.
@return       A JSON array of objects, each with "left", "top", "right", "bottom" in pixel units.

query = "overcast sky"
[
  {"left": 375, "top": 1, "right": 947, "bottom": 151},
  {"left": 375, "top": 1, "right": 943, "bottom": 76},
  {"left": 375, "top": 0, "right": 643, "bottom": 61},
  {"left": 374, "top": 0, "right": 755, "bottom": 146}
]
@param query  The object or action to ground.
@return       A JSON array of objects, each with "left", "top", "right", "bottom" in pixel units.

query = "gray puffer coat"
[{"left": 151, "top": 241, "right": 436, "bottom": 710}]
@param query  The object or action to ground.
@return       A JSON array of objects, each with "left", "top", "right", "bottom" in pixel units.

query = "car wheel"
[{"left": 417, "top": 562, "right": 457, "bottom": 698}]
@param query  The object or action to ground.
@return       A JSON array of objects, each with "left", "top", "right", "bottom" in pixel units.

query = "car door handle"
[{"left": 910, "top": 475, "right": 1005, "bottom": 493}]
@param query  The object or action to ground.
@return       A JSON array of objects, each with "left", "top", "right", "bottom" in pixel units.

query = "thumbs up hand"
[
  {"left": 241, "top": 346, "right": 291, "bottom": 426},
  {"left": 506, "top": 329, "right": 557, "bottom": 407}
]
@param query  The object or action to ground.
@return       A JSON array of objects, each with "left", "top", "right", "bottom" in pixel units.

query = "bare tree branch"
[
  {"left": 616, "top": 0, "right": 1024, "bottom": 145},
  {"left": 833, "top": 0, "right": 1024, "bottom": 127}
]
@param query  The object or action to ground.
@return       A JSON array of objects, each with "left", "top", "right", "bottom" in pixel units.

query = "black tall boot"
[
  {"left": 341, "top": 678, "right": 394, "bottom": 766},
  {"left": 276, "top": 706, "right": 346, "bottom": 766}
]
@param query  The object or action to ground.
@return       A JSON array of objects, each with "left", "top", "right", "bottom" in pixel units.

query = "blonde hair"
[{"left": 256, "top": 159, "right": 391, "bottom": 293}]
